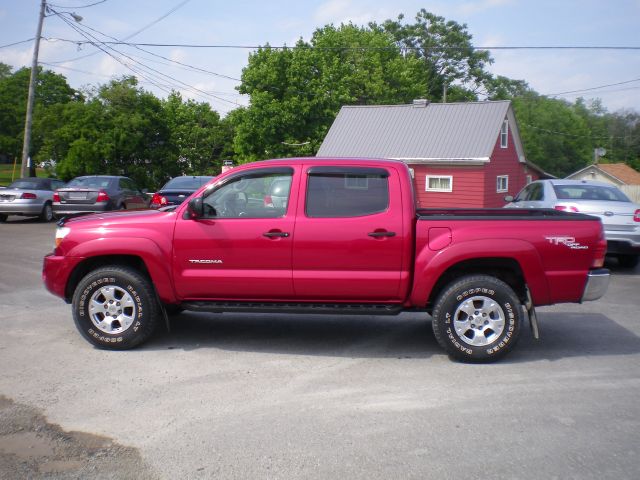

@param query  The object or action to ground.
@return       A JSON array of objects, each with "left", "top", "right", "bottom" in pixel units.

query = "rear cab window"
[{"left": 305, "top": 166, "right": 390, "bottom": 218}]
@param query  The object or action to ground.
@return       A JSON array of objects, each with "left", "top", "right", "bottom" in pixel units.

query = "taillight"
[
  {"left": 53, "top": 191, "right": 60, "bottom": 202},
  {"left": 150, "top": 193, "right": 167, "bottom": 207},
  {"left": 20, "top": 192, "right": 37, "bottom": 199},
  {"left": 592, "top": 225, "right": 607, "bottom": 268},
  {"left": 96, "top": 190, "right": 110, "bottom": 202},
  {"left": 634, "top": 209, "right": 640, "bottom": 222},
  {"left": 554, "top": 205, "right": 579, "bottom": 213}
]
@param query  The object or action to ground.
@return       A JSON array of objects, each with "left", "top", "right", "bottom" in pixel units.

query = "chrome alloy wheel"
[
  {"left": 453, "top": 296, "right": 506, "bottom": 347},
  {"left": 88, "top": 285, "right": 136, "bottom": 334}
]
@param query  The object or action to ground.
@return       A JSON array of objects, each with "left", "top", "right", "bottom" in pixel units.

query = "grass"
[{"left": 0, "top": 164, "right": 49, "bottom": 186}]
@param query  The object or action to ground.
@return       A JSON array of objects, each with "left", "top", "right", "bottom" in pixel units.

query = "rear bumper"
[
  {"left": 581, "top": 268, "right": 610, "bottom": 302},
  {"left": 53, "top": 203, "right": 111, "bottom": 216},
  {"left": 0, "top": 202, "right": 44, "bottom": 216}
]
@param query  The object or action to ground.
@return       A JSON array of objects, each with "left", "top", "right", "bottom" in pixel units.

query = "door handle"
[
  {"left": 368, "top": 231, "right": 396, "bottom": 238},
  {"left": 263, "top": 231, "right": 290, "bottom": 238}
]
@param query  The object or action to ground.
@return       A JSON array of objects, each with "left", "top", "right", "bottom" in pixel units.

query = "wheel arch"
[
  {"left": 425, "top": 257, "right": 527, "bottom": 313},
  {"left": 65, "top": 255, "right": 150, "bottom": 302}
]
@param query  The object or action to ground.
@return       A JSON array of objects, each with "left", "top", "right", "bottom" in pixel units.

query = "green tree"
[
  {"left": 235, "top": 23, "right": 425, "bottom": 161},
  {"left": 162, "top": 92, "right": 228, "bottom": 177},
  {"left": 376, "top": 9, "right": 493, "bottom": 102},
  {"left": 0, "top": 66, "right": 78, "bottom": 168},
  {"left": 513, "top": 94, "right": 593, "bottom": 177}
]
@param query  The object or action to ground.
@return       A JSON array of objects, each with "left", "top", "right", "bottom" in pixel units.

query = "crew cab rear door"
[
  {"left": 172, "top": 166, "right": 298, "bottom": 300},
  {"left": 292, "top": 165, "right": 405, "bottom": 301}
]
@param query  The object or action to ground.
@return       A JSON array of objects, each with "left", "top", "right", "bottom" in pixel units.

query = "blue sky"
[{"left": 1, "top": 0, "right": 639, "bottom": 115}]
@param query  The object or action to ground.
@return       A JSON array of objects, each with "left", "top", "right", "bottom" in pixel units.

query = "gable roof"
[
  {"left": 317, "top": 100, "right": 517, "bottom": 162},
  {"left": 598, "top": 163, "right": 640, "bottom": 185},
  {"left": 567, "top": 162, "right": 640, "bottom": 185}
]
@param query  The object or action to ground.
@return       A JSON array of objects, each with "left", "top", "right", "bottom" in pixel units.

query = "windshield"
[
  {"left": 66, "top": 177, "right": 112, "bottom": 189},
  {"left": 553, "top": 184, "right": 631, "bottom": 202},
  {"left": 163, "top": 176, "right": 213, "bottom": 189}
]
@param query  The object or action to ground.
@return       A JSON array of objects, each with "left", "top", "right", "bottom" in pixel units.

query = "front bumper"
[
  {"left": 42, "top": 253, "right": 84, "bottom": 302},
  {"left": 581, "top": 268, "right": 610, "bottom": 302}
]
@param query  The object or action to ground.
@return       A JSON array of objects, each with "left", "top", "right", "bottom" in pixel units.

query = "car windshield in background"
[
  {"left": 8, "top": 179, "right": 47, "bottom": 189},
  {"left": 553, "top": 184, "right": 631, "bottom": 202},
  {"left": 163, "top": 176, "right": 211, "bottom": 189},
  {"left": 66, "top": 177, "right": 112, "bottom": 189}
]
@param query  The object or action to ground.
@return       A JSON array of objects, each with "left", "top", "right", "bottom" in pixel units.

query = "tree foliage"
[{"left": 235, "top": 24, "right": 425, "bottom": 161}]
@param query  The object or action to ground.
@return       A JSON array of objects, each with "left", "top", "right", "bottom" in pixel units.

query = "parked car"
[
  {"left": 0, "top": 177, "right": 66, "bottom": 222},
  {"left": 150, "top": 175, "right": 214, "bottom": 209},
  {"left": 53, "top": 175, "right": 149, "bottom": 219},
  {"left": 505, "top": 179, "right": 640, "bottom": 268}
]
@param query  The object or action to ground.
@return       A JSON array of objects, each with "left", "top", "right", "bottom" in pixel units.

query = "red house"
[{"left": 316, "top": 100, "right": 545, "bottom": 208}]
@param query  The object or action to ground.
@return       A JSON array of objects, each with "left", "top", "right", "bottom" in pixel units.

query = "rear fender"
[{"left": 410, "top": 238, "right": 550, "bottom": 307}]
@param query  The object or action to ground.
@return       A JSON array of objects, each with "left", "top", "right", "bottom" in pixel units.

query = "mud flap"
[{"left": 524, "top": 287, "right": 539, "bottom": 340}]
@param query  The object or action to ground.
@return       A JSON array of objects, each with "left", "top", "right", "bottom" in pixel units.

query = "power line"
[
  {"left": 49, "top": 0, "right": 192, "bottom": 64},
  {"left": 545, "top": 77, "right": 640, "bottom": 96},
  {"left": 54, "top": 11, "right": 240, "bottom": 108},
  {"left": 49, "top": 0, "right": 107, "bottom": 8},
  {"left": 0, "top": 38, "right": 35, "bottom": 49},
  {"left": 37, "top": 40, "right": 640, "bottom": 50}
]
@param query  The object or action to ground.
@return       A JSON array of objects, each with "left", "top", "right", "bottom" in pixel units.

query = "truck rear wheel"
[
  {"left": 432, "top": 275, "right": 522, "bottom": 362},
  {"left": 72, "top": 266, "right": 160, "bottom": 350}
]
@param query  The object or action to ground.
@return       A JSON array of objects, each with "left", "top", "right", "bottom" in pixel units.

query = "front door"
[{"left": 173, "top": 167, "right": 297, "bottom": 300}]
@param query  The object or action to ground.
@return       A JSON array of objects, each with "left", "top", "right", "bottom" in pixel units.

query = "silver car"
[
  {"left": 0, "top": 177, "right": 66, "bottom": 222},
  {"left": 505, "top": 179, "right": 640, "bottom": 268}
]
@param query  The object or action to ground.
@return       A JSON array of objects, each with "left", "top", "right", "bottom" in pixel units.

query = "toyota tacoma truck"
[{"left": 43, "top": 158, "right": 610, "bottom": 362}]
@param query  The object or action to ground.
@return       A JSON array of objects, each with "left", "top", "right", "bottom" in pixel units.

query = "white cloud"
[
  {"left": 169, "top": 48, "right": 187, "bottom": 63},
  {"left": 456, "top": 0, "right": 514, "bottom": 16},
  {"left": 313, "top": 0, "right": 394, "bottom": 26}
]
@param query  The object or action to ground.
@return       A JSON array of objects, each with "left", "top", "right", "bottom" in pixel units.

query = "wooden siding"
[
  {"left": 412, "top": 165, "right": 485, "bottom": 208},
  {"left": 484, "top": 129, "right": 539, "bottom": 207}
]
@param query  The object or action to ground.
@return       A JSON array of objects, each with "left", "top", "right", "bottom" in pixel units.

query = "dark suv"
[{"left": 53, "top": 175, "right": 149, "bottom": 219}]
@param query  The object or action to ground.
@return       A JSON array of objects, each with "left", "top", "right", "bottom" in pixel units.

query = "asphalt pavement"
[{"left": 1, "top": 217, "right": 639, "bottom": 479}]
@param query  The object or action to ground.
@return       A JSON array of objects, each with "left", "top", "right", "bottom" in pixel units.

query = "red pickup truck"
[{"left": 43, "top": 158, "right": 610, "bottom": 362}]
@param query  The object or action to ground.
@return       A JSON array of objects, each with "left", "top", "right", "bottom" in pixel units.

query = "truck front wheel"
[
  {"left": 431, "top": 275, "right": 523, "bottom": 362},
  {"left": 72, "top": 266, "right": 160, "bottom": 350}
]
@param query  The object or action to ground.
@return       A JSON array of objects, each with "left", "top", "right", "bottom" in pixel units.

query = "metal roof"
[{"left": 317, "top": 100, "right": 512, "bottom": 161}]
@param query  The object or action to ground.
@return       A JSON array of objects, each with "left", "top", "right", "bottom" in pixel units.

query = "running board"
[{"left": 182, "top": 301, "right": 404, "bottom": 316}]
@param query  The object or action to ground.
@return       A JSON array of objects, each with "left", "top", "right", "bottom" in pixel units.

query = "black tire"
[
  {"left": 71, "top": 266, "right": 160, "bottom": 350},
  {"left": 617, "top": 255, "right": 639, "bottom": 269},
  {"left": 39, "top": 202, "right": 54, "bottom": 222},
  {"left": 432, "top": 275, "right": 523, "bottom": 362},
  {"left": 0, "top": 213, "right": 6, "bottom": 222}
]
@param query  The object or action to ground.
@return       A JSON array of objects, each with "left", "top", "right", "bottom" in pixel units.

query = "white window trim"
[
  {"left": 496, "top": 175, "right": 509, "bottom": 193},
  {"left": 426, "top": 175, "right": 453, "bottom": 192},
  {"left": 526, "top": 174, "right": 533, "bottom": 185},
  {"left": 500, "top": 119, "right": 509, "bottom": 148}
]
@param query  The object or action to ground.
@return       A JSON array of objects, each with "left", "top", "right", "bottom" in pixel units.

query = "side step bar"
[{"left": 181, "top": 301, "right": 404, "bottom": 316}]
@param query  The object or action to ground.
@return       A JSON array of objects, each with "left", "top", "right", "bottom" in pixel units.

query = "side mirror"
[
  {"left": 187, "top": 197, "right": 205, "bottom": 219},
  {"left": 504, "top": 195, "right": 515, "bottom": 203}
]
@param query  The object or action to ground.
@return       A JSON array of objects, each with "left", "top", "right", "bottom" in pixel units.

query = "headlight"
[{"left": 55, "top": 227, "right": 71, "bottom": 248}]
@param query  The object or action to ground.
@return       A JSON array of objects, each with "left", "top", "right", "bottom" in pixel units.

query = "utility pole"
[{"left": 21, "top": 0, "right": 46, "bottom": 178}]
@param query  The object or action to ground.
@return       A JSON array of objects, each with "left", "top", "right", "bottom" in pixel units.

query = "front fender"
[
  {"left": 410, "top": 238, "right": 550, "bottom": 307},
  {"left": 67, "top": 237, "right": 176, "bottom": 303}
]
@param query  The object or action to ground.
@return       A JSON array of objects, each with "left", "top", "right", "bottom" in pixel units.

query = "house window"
[
  {"left": 496, "top": 175, "right": 509, "bottom": 193},
  {"left": 526, "top": 175, "right": 533, "bottom": 185},
  {"left": 500, "top": 119, "right": 509, "bottom": 148},
  {"left": 426, "top": 175, "right": 453, "bottom": 192}
]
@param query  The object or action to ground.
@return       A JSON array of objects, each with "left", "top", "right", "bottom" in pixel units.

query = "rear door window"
[{"left": 305, "top": 167, "right": 389, "bottom": 218}]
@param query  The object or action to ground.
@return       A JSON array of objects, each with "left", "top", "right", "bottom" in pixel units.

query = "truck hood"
[{"left": 61, "top": 208, "right": 172, "bottom": 227}]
